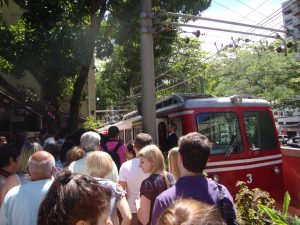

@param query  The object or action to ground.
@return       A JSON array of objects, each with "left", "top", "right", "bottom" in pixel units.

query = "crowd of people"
[{"left": 0, "top": 125, "right": 237, "bottom": 225}]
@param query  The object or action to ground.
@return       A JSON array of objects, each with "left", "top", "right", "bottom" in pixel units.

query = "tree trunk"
[{"left": 67, "top": 0, "right": 107, "bottom": 133}]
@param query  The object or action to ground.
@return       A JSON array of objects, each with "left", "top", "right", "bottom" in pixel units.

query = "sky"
[{"left": 182, "top": 0, "right": 285, "bottom": 53}]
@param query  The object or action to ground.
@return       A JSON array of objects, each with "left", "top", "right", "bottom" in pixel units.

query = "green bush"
[
  {"left": 235, "top": 181, "right": 275, "bottom": 225},
  {"left": 83, "top": 116, "right": 99, "bottom": 130},
  {"left": 259, "top": 192, "right": 300, "bottom": 225}
]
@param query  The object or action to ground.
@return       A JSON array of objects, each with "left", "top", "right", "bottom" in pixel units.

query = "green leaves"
[{"left": 206, "top": 42, "right": 300, "bottom": 108}]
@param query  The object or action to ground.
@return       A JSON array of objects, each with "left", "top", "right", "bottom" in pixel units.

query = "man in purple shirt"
[{"left": 151, "top": 132, "right": 236, "bottom": 225}]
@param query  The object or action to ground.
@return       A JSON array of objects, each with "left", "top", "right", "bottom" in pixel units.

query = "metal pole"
[{"left": 140, "top": 0, "right": 157, "bottom": 142}]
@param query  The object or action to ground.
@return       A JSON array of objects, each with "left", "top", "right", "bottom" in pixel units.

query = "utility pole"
[{"left": 140, "top": 0, "right": 157, "bottom": 142}]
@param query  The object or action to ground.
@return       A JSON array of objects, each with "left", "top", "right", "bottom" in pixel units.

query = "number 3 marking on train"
[{"left": 246, "top": 174, "right": 253, "bottom": 183}]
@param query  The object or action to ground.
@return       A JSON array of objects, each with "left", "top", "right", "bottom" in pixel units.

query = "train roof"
[{"left": 122, "top": 93, "right": 270, "bottom": 120}]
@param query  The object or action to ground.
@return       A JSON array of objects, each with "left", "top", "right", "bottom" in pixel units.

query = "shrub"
[{"left": 235, "top": 181, "right": 275, "bottom": 225}]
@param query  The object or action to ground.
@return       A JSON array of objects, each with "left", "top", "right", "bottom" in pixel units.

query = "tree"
[
  {"left": 205, "top": 41, "right": 300, "bottom": 108},
  {"left": 96, "top": 0, "right": 212, "bottom": 111},
  {"left": 1, "top": 0, "right": 212, "bottom": 132}
]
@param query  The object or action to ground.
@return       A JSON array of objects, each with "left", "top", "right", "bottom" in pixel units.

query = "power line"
[{"left": 164, "top": 12, "right": 285, "bottom": 33}]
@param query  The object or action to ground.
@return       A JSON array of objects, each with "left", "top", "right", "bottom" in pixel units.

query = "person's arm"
[
  {"left": 117, "top": 197, "right": 132, "bottom": 225},
  {"left": 118, "top": 181, "right": 127, "bottom": 192},
  {"left": 137, "top": 195, "right": 151, "bottom": 225},
  {"left": 0, "top": 175, "right": 19, "bottom": 207}
]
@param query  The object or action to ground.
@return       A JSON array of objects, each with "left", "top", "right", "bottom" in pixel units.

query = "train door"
[{"left": 156, "top": 118, "right": 168, "bottom": 151}]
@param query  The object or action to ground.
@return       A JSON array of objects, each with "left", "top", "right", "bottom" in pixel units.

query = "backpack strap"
[
  {"left": 101, "top": 143, "right": 110, "bottom": 153},
  {"left": 216, "top": 183, "right": 239, "bottom": 225},
  {"left": 113, "top": 142, "right": 122, "bottom": 153}
]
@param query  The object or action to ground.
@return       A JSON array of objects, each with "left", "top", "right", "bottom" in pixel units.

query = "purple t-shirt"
[
  {"left": 151, "top": 175, "right": 236, "bottom": 225},
  {"left": 140, "top": 172, "right": 175, "bottom": 224}
]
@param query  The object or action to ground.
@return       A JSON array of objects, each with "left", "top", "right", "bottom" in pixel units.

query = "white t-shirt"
[
  {"left": 68, "top": 153, "right": 119, "bottom": 183},
  {"left": 118, "top": 158, "right": 149, "bottom": 213}
]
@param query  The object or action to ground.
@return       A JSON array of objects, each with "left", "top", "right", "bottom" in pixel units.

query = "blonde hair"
[
  {"left": 168, "top": 147, "right": 180, "bottom": 180},
  {"left": 18, "top": 141, "right": 42, "bottom": 174},
  {"left": 66, "top": 146, "right": 86, "bottom": 166},
  {"left": 157, "top": 199, "right": 226, "bottom": 225},
  {"left": 87, "top": 151, "right": 113, "bottom": 178},
  {"left": 138, "top": 144, "right": 171, "bottom": 188}
]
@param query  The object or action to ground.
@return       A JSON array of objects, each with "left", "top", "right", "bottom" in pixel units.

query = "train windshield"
[
  {"left": 243, "top": 111, "right": 277, "bottom": 151},
  {"left": 197, "top": 112, "right": 243, "bottom": 155}
]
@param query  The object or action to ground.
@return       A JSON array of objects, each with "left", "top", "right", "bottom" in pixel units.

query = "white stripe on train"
[
  {"left": 205, "top": 159, "right": 282, "bottom": 173},
  {"left": 207, "top": 154, "right": 282, "bottom": 166}
]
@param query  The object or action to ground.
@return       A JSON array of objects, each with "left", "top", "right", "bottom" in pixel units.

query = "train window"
[
  {"left": 244, "top": 111, "right": 277, "bottom": 151},
  {"left": 125, "top": 129, "right": 132, "bottom": 143},
  {"left": 196, "top": 112, "right": 243, "bottom": 155}
]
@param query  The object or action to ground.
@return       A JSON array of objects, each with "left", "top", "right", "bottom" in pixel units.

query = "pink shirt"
[{"left": 99, "top": 141, "right": 126, "bottom": 165}]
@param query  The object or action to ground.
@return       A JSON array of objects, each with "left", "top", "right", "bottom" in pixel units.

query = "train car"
[{"left": 101, "top": 93, "right": 283, "bottom": 200}]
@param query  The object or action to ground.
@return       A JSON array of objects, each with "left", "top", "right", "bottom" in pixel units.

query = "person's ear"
[
  {"left": 177, "top": 153, "right": 182, "bottom": 165},
  {"left": 27, "top": 166, "right": 31, "bottom": 176}
]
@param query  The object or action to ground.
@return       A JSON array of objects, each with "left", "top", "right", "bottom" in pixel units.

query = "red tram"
[{"left": 100, "top": 93, "right": 283, "bottom": 201}]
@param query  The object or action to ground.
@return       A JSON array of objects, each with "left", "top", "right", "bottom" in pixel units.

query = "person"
[
  {"left": 0, "top": 151, "right": 55, "bottom": 225},
  {"left": 167, "top": 147, "right": 180, "bottom": 180},
  {"left": 118, "top": 133, "right": 153, "bottom": 225},
  {"left": 136, "top": 145, "right": 175, "bottom": 225},
  {"left": 43, "top": 143, "right": 63, "bottom": 169},
  {"left": 126, "top": 141, "right": 136, "bottom": 161},
  {"left": 0, "top": 140, "right": 42, "bottom": 206},
  {"left": 151, "top": 132, "right": 236, "bottom": 225},
  {"left": 87, "top": 151, "right": 132, "bottom": 225},
  {"left": 68, "top": 131, "right": 118, "bottom": 182},
  {"left": 38, "top": 169, "right": 112, "bottom": 225},
  {"left": 65, "top": 146, "right": 86, "bottom": 166},
  {"left": 166, "top": 122, "right": 178, "bottom": 151},
  {"left": 100, "top": 126, "right": 126, "bottom": 170},
  {"left": 0, "top": 144, "right": 21, "bottom": 193},
  {"left": 157, "top": 198, "right": 226, "bottom": 225},
  {"left": 0, "top": 136, "right": 7, "bottom": 147}
]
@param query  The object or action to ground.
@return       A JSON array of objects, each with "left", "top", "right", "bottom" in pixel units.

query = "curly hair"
[{"left": 38, "top": 169, "right": 111, "bottom": 225}]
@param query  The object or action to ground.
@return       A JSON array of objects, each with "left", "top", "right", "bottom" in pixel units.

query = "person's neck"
[
  {"left": 2, "top": 165, "right": 15, "bottom": 174},
  {"left": 179, "top": 170, "right": 201, "bottom": 177}
]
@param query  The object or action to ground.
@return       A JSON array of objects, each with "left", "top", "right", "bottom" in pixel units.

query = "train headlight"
[
  {"left": 213, "top": 175, "right": 220, "bottom": 183},
  {"left": 274, "top": 166, "right": 280, "bottom": 175},
  {"left": 230, "top": 95, "right": 243, "bottom": 105}
]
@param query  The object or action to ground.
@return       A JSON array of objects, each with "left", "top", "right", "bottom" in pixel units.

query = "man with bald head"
[{"left": 0, "top": 151, "right": 54, "bottom": 225}]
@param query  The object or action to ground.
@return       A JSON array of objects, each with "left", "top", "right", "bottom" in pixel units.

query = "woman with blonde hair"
[
  {"left": 157, "top": 198, "right": 226, "bottom": 225},
  {"left": 168, "top": 147, "right": 180, "bottom": 180},
  {"left": 87, "top": 151, "right": 131, "bottom": 225},
  {"left": 0, "top": 140, "right": 42, "bottom": 206},
  {"left": 137, "top": 144, "right": 175, "bottom": 225}
]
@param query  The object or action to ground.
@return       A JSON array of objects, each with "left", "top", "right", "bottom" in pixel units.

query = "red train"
[{"left": 100, "top": 93, "right": 285, "bottom": 202}]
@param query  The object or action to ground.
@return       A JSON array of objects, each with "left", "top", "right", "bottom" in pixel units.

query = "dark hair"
[
  {"left": 108, "top": 126, "right": 119, "bottom": 138},
  {"left": 38, "top": 170, "right": 111, "bottom": 225},
  {"left": 44, "top": 144, "right": 60, "bottom": 160},
  {"left": 178, "top": 132, "right": 212, "bottom": 173},
  {"left": 0, "top": 143, "right": 22, "bottom": 167},
  {"left": 126, "top": 140, "right": 136, "bottom": 157},
  {"left": 134, "top": 133, "right": 153, "bottom": 151},
  {"left": 59, "top": 140, "right": 76, "bottom": 163}
]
